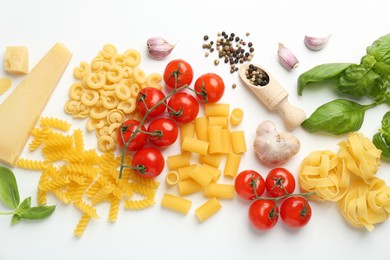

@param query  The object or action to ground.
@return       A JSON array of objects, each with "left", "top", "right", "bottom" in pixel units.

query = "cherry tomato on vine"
[
  {"left": 136, "top": 87, "right": 166, "bottom": 118},
  {"left": 265, "top": 168, "right": 296, "bottom": 197},
  {"left": 163, "top": 59, "right": 194, "bottom": 90},
  {"left": 168, "top": 92, "right": 199, "bottom": 124},
  {"left": 132, "top": 147, "right": 164, "bottom": 178},
  {"left": 280, "top": 196, "right": 312, "bottom": 228},
  {"left": 147, "top": 117, "right": 179, "bottom": 147},
  {"left": 234, "top": 170, "right": 265, "bottom": 200},
  {"left": 117, "top": 119, "right": 147, "bottom": 151},
  {"left": 194, "top": 73, "right": 225, "bottom": 103},
  {"left": 248, "top": 199, "right": 279, "bottom": 231}
]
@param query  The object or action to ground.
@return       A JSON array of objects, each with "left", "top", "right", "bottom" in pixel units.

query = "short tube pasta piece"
[
  {"left": 221, "top": 129, "right": 231, "bottom": 154},
  {"left": 194, "top": 116, "right": 208, "bottom": 142},
  {"left": 208, "top": 117, "right": 228, "bottom": 128},
  {"left": 230, "top": 108, "right": 244, "bottom": 126},
  {"left": 181, "top": 136, "right": 209, "bottom": 155},
  {"left": 195, "top": 197, "right": 222, "bottom": 222},
  {"left": 204, "top": 183, "right": 234, "bottom": 199},
  {"left": 161, "top": 193, "right": 192, "bottom": 214},
  {"left": 201, "top": 164, "right": 221, "bottom": 182},
  {"left": 231, "top": 130, "right": 247, "bottom": 154},
  {"left": 177, "top": 164, "right": 196, "bottom": 181},
  {"left": 224, "top": 153, "right": 242, "bottom": 178},
  {"left": 190, "top": 164, "right": 212, "bottom": 187},
  {"left": 180, "top": 123, "right": 195, "bottom": 148},
  {"left": 166, "top": 171, "right": 179, "bottom": 186},
  {"left": 178, "top": 179, "right": 202, "bottom": 196},
  {"left": 167, "top": 153, "right": 191, "bottom": 170},
  {"left": 205, "top": 103, "right": 230, "bottom": 117},
  {"left": 199, "top": 154, "right": 223, "bottom": 169},
  {"left": 208, "top": 126, "right": 223, "bottom": 154}
]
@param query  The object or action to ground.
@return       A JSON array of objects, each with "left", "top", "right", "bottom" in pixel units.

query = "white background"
[{"left": 1, "top": 0, "right": 390, "bottom": 259}]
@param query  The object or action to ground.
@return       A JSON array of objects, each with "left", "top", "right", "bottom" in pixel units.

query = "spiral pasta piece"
[
  {"left": 299, "top": 150, "right": 350, "bottom": 201},
  {"left": 338, "top": 132, "right": 381, "bottom": 183}
]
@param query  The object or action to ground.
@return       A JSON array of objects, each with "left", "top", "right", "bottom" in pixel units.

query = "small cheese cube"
[
  {"left": 0, "top": 77, "right": 12, "bottom": 95},
  {"left": 4, "top": 46, "right": 29, "bottom": 74}
]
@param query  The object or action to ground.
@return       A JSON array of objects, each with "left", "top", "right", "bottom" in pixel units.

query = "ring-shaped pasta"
[
  {"left": 130, "top": 83, "right": 141, "bottom": 98},
  {"left": 108, "top": 122, "right": 122, "bottom": 135},
  {"left": 122, "top": 66, "right": 133, "bottom": 78},
  {"left": 69, "top": 82, "right": 84, "bottom": 101},
  {"left": 110, "top": 54, "right": 125, "bottom": 66},
  {"left": 75, "top": 103, "right": 91, "bottom": 118},
  {"left": 64, "top": 100, "right": 81, "bottom": 116},
  {"left": 146, "top": 73, "right": 162, "bottom": 87},
  {"left": 123, "top": 49, "right": 141, "bottom": 67},
  {"left": 81, "top": 89, "right": 99, "bottom": 107},
  {"left": 97, "top": 135, "right": 116, "bottom": 152},
  {"left": 101, "top": 90, "right": 120, "bottom": 110},
  {"left": 100, "top": 44, "right": 117, "bottom": 60},
  {"left": 90, "top": 106, "right": 109, "bottom": 119},
  {"left": 110, "top": 129, "right": 118, "bottom": 141},
  {"left": 90, "top": 56, "right": 106, "bottom": 72},
  {"left": 74, "top": 62, "right": 91, "bottom": 80},
  {"left": 86, "top": 118, "right": 107, "bottom": 131},
  {"left": 114, "top": 81, "right": 131, "bottom": 100},
  {"left": 106, "top": 109, "right": 125, "bottom": 125},
  {"left": 106, "top": 64, "right": 124, "bottom": 83},
  {"left": 133, "top": 68, "right": 147, "bottom": 84},
  {"left": 117, "top": 99, "right": 136, "bottom": 114},
  {"left": 96, "top": 126, "right": 109, "bottom": 138},
  {"left": 86, "top": 72, "right": 106, "bottom": 90},
  {"left": 102, "top": 83, "right": 115, "bottom": 91}
]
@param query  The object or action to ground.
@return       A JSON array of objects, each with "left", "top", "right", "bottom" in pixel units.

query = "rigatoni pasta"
[
  {"left": 231, "top": 130, "right": 247, "bottom": 154},
  {"left": 224, "top": 153, "right": 242, "bottom": 178},
  {"left": 161, "top": 193, "right": 192, "bottom": 214},
  {"left": 205, "top": 103, "right": 230, "bottom": 117},
  {"left": 195, "top": 197, "right": 222, "bottom": 222},
  {"left": 204, "top": 183, "right": 235, "bottom": 199},
  {"left": 181, "top": 136, "right": 209, "bottom": 155},
  {"left": 167, "top": 153, "right": 191, "bottom": 170}
]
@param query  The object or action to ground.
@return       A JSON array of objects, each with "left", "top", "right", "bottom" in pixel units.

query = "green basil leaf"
[
  {"left": 366, "top": 33, "right": 390, "bottom": 64},
  {"left": 0, "top": 166, "right": 20, "bottom": 209},
  {"left": 20, "top": 205, "right": 56, "bottom": 220},
  {"left": 338, "top": 55, "right": 387, "bottom": 98},
  {"left": 301, "top": 99, "right": 373, "bottom": 135},
  {"left": 16, "top": 197, "right": 31, "bottom": 215},
  {"left": 11, "top": 214, "right": 21, "bottom": 225},
  {"left": 297, "top": 63, "right": 352, "bottom": 95},
  {"left": 373, "top": 132, "right": 390, "bottom": 159}
]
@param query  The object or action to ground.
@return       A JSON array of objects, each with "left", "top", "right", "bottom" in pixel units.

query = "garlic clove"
[
  {"left": 304, "top": 34, "right": 331, "bottom": 51},
  {"left": 253, "top": 120, "right": 300, "bottom": 167},
  {"left": 147, "top": 37, "right": 175, "bottom": 59},
  {"left": 278, "top": 43, "right": 299, "bottom": 70}
]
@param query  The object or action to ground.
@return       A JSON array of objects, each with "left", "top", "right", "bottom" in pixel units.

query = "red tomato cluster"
[
  {"left": 234, "top": 168, "right": 312, "bottom": 230},
  {"left": 117, "top": 59, "right": 226, "bottom": 179}
]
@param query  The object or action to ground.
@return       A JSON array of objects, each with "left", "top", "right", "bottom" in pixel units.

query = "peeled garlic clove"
[
  {"left": 147, "top": 37, "right": 175, "bottom": 59},
  {"left": 304, "top": 35, "right": 331, "bottom": 51},
  {"left": 278, "top": 43, "right": 299, "bottom": 70},
  {"left": 253, "top": 120, "right": 300, "bottom": 167}
]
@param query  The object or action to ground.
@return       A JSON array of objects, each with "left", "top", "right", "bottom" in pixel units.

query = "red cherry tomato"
[
  {"left": 132, "top": 147, "right": 164, "bottom": 178},
  {"left": 234, "top": 170, "right": 265, "bottom": 200},
  {"left": 136, "top": 87, "right": 166, "bottom": 118},
  {"left": 248, "top": 199, "right": 279, "bottom": 231},
  {"left": 194, "top": 73, "right": 225, "bottom": 103},
  {"left": 163, "top": 59, "right": 194, "bottom": 90},
  {"left": 265, "top": 168, "right": 296, "bottom": 197},
  {"left": 117, "top": 119, "right": 147, "bottom": 151},
  {"left": 168, "top": 92, "right": 199, "bottom": 124},
  {"left": 147, "top": 118, "right": 178, "bottom": 147},
  {"left": 280, "top": 196, "right": 312, "bottom": 228}
]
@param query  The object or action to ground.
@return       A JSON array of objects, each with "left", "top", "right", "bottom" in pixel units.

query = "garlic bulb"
[
  {"left": 147, "top": 37, "right": 175, "bottom": 59},
  {"left": 277, "top": 43, "right": 299, "bottom": 70},
  {"left": 304, "top": 35, "right": 331, "bottom": 51},
  {"left": 253, "top": 120, "right": 300, "bottom": 167}
]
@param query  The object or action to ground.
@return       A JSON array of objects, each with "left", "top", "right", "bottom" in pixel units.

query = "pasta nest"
[
  {"left": 338, "top": 178, "right": 390, "bottom": 231},
  {"left": 338, "top": 132, "right": 381, "bottom": 183},
  {"left": 299, "top": 150, "right": 350, "bottom": 201}
]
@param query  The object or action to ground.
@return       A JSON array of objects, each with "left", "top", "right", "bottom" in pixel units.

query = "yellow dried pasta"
[
  {"left": 17, "top": 117, "right": 159, "bottom": 237},
  {"left": 64, "top": 44, "right": 161, "bottom": 152}
]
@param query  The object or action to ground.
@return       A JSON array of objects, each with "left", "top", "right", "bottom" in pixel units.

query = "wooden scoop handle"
[{"left": 273, "top": 98, "right": 307, "bottom": 130}]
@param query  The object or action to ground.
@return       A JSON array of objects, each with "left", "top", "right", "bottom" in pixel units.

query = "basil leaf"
[
  {"left": 16, "top": 197, "right": 31, "bottom": 215},
  {"left": 297, "top": 63, "right": 352, "bottom": 95},
  {"left": 301, "top": 99, "right": 374, "bottom": 135},
  {"left": 373, "top": 132, "right": 390, "bottom": 159},
  {"left": 338, "top": 55, "right": 387, "bottom": 98},
  {"left": 20, "top": 205, "right": 56, "bottom": 220},
  {"left": 0, "top": 166, "right": 20, "bottom": 209},
  {"left": 366, "top": 33, "right": 390, "bottom": 64},
  {"left": 11, "top": 214, "right": 21, "bottom": 225}
]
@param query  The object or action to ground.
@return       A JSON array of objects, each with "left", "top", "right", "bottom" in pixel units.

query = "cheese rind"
[
  {"left": 0, "top": 43, "right": 72, "bottom": 166},
  {"left": 4, "top": 46, "right": 29, "bottom": 74}
]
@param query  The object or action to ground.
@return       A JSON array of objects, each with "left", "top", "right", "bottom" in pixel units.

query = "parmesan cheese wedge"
[{"left": 0, "top": 43, "right": 72, "bottom": 166}]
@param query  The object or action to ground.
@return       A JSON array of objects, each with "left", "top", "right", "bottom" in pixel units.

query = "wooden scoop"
[{"left": 238, "top": 63, "right": 306, "bottom": 130}]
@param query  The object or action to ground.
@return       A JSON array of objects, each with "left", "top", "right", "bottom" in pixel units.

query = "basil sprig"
[
  {"left": 298, "top": 33, "right": 390, "bottom": 142},
  {"left": 373, "top": 112, "right": 390, "bottom": 160},
  {"left": 0, "top": 166, "right": 55, "bottom": 225}
]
